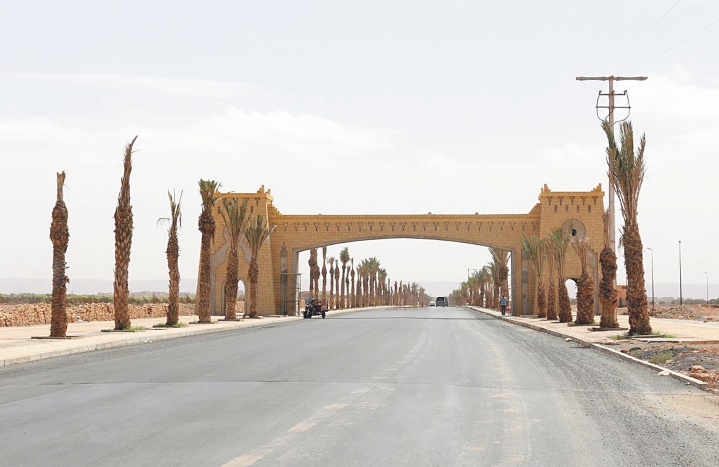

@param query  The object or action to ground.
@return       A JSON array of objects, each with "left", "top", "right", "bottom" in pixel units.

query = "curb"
[
  {"left": 0, "top": 317, "right": 301, "bottom": 367},
  {"left": 468, "top": 307, "right": 708, "bottom": 391}
]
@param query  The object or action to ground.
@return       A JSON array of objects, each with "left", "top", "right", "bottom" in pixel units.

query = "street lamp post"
[
  {"left": 679, "top": 241, "right": 683, "bottom": 306},
  {"left": 705, "top": 272, "right": 709, "bottom": 304},
  {"left": 647, "top": 247, "right": 654, "bottom": 308}
]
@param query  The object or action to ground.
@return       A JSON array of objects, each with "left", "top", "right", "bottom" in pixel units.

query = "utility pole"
[{"left": 575, "top": 75, "right": 647, "bottom": 253}]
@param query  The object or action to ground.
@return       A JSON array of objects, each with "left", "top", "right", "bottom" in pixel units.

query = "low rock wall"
[{"left": 0, "top": 303, "right": 197, "bottom": 327}]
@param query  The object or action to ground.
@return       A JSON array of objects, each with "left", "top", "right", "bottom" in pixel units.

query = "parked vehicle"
[
  {"left": 429, "top": 300, "right": 436, "bottom": 307},
  {"left": 435, "top": 297, "right": 448, "bottom": 307},
  {"left": 304, "top": 297, "right": 327, "bottom": 318}
]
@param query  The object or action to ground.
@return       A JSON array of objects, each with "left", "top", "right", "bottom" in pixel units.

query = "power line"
[
  {"left": 622, "top": 16, "right": 719, "bottom": 73},
  {"left": 582, "top": 0, "right": 682, "bottom": 75}
]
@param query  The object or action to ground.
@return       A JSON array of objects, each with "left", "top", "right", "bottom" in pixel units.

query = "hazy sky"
[{"left": 1, "top": 0, "right": 718, "bottom": 298}]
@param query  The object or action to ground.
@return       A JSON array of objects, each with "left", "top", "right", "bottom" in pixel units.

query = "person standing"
[{"left": 499, "top": 295, "right": 508, "bottom": 316}]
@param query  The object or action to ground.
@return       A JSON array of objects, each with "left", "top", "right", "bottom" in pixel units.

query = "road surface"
[{"left": 1, "top": 307, "right": 718, "bottom": 466}]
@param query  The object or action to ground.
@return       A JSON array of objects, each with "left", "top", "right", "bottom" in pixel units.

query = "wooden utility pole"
[{"left": 575, "top": 75, "right": 647, "bottom": 253}]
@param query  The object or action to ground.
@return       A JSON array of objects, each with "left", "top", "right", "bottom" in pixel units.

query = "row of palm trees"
[
  {"left": 455, "top": 121, "right": 651, "bottom": 336},
  {"left": 307, "top": 246, "right": 430, "bottom": 309},
  {"left": 448, "top": 247, "right": 510, "bottom": 310},
  {"left": 48, "top": 137, "right": 277, "bottom": 338}
]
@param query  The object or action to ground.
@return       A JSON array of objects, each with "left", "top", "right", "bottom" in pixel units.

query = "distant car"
[
  {"left": 429, "top": 300, "right": 436, "bottom": 307},
  {"left": 435, "top": 297, "right": 448, "bottom": 307}
]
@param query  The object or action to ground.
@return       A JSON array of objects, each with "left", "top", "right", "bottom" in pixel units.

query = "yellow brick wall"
[{"left": 202, "top": 184, "right": 605, "bottom": 316}]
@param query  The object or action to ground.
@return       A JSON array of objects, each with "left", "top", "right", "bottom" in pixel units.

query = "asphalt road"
[{"left": 1, "top": 307, "right": 718, "bottom": 466}]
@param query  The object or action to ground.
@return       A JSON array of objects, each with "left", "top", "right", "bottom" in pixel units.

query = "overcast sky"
[{"left": 1, "top": 0, "right": 718, "bottom": 298}]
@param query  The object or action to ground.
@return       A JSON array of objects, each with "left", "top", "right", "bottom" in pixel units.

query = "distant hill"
[{"left": 0, "top": 278, "right": 198, "bottom": 295}]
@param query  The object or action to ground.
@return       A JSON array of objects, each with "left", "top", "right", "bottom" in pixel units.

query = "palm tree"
[
  {"left": 219, "top": 197, "right": 249, "bottom": 320},
  {"left": 50, "top": 171, "right": 69, "bottom": 338},
  {"left": 522, "top": 235, "right": 547, "bottom": 318},
  {"left": 197, "top": 179, "right": 221, "bottom": 324},
  {"left": 603, "top": 120, "right": 651, "bottom": 335},
  {"left": 113, "top": 136, "right": 138, "bottom": 330},
  {"left": 548, "top": 227, "right": 573, "bottom": 323},
  {"left": 490, "top": 248, "right": 510, "bottom": 307},
  {"left": 599, "top": 210, "right": 619, "bottom": 328},
  {"left": 328, "top": 256, "right": 336, "bottom": 309},
  {"left": 350, "top": 259, "right": 355, "bottom": 308},
  {"left": 487, "top": 259, "right": 500, "bottom": 308},
  {"left": 244, "top": 214, "right": 276, "bottom": 318},
  {"left": 339, "top": 247, "right": 350, "bottom": 308},
  {"left": 355, "top": 263, "right": 364, "bottom": 307},
  {"left": 545, "top": 237, "right": 558, "bottom": 321},
  {"left": 334, "top": 261, "right": 340, "bottom": 308},
  {"left": 378, "top": 268, "right": 387, "bottom": 305},
  {"left": 159, "top": 190, "right": 182, "bottom": 326},
  {"left": 321, "top": 246, "right": 328, "bottom": 300},
  {"left": 572, "top": 236, "right": 595, "bottom": 325},
  {"left": 308, "top": 248, "right": 318, "bottom": 298}
]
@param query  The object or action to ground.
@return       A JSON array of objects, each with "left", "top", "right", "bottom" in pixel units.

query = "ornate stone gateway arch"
[{"left": 203, "top": 184, "right": 605, "bottom": 316}]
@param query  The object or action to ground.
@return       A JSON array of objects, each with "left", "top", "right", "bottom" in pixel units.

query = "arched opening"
[
  {"left": 296, "top": 238, "right": 513, "bottom": 311},
  {"left": 218, "top": 278, "right": 247, "bottom": 316}
]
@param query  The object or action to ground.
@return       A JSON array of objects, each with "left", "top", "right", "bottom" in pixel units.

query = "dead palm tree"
[
  {"left": 572, "top": 236, "right": 595, "bottom": 325},
  {"left": 603, "top": 120, "right": 651, "bottom": 335},
  {"left": 219, "top": 197, "right": 249, "bottom": 320},
  {"left": 599, "top": 210, "right": 619, "bottom": 328},
  {"left": 197, "top": 179, "right": 221, "bottom": 323},
  {"left": 50, "top": 171, "right": 69, "bottom": 337},
  {"left": 339, "top": 247, "right": 350, "bottom": 308},
  {"left": 244, "top": 214, "right": 276, "bottom": 318},
  {"left": 158, "top": 190, "right": 182, "bottom": 326},
  {"left": 522, "top": 235, "right": 547, "bottom": 318},
  {"left": 113, "top": 136, "right": 138, "bottom": 330},
  {"left": 321, "top": 246, "right": 328, "bottom": 300},
  {"left": 548, "top": 227, "right": 573, "bottom": 323}
]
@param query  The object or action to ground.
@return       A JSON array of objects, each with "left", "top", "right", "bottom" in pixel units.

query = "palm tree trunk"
[
  {"left": 248, "top": 259, "right": 259, "bottom": 318},
  {"left": 575, "top": 271, "right": 594, "bottom": 325},
  {"left": 546, "top": 279, "right": 557, "bottom": 320},
  {"left": 197, "top": 216, "right": 214, "bottom": 323},
  {"left": 624, "top": 224, "right": 652, "bottom": 335},
  {"left": 599, "top": 246, "right": 619, "bottom": 328},
  {"left": 166, "top": 228, "right": 180, "bottom": 326},
  {"left": 50, "top": 172, "right": 69, "bottom": 338},
  {"left": 558, "top": 276, "right": 572, "bottom": 323},
  {"left": 224, "top": 248, "right": 239, "bottom": 320},
  {"left": 113, "top": 137, "right": 136, "bottom": 330},
  {"left": 536, "top": 280, "right": 547, "bottom": 318}
]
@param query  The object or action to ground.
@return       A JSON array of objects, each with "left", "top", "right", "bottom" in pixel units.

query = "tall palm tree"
[
  {"left": 339, "top": 247, "right": 350, "bottom": 308},
  {"left": 350, "top": 258, "right": 355, "bottom": 308},
  {"left": 599, "top": 210, "right": 619, "bottom": 328},
  {"left": 219, "top": 197, "right": 249, "bottom": 320},
  {"left": 490, "top": 248, "right": 510, "bottom": 306},
  {"left": 548, "top": 227, "right": 573, "bottom": 323},
  {"left": 603, "top": 120, "right": 651, "bottom": 335},
  {"left": 487, "top": 260, "right": 500, "bottom": 308},
  {"left": 321, "top": 246, "right": 328, "bottom": 300},
  {"left": 308, "top": 248, "right": 318, "bottom": 298},
  {"left": 545, "top": 237, "right": 558, "bottom": 321},
  {"left": 334, "top": 261, "right": 340, "bottom": 308},
  {"left": 378, "top": 268, "right": 387, "bottom": 305},
  {"left": 328, "top": 256, "right": 336, "bottom": 309},
  {"left": 159, "top": 190, "right": 182, "bottom": 326},
  {"left": 50, "top": 171, "right": 69, "bottom": 338},
  {"left": 197, "top": 179, "right": 221, "bottom": 324},
  {"left": 244, "top": 214, "right": 276, "bottom": 318},
  {"left": 522, "top": 235, "right": 547, "bottom": 318},
  {"left": 355, "top": 264, "right": 364, "bottom": 307},
  {"left": 572, "top": 236, "right": 595, "bottom": 325},
  {"left": 113, "top": 136, "right": 138, "bottom": 330}
]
